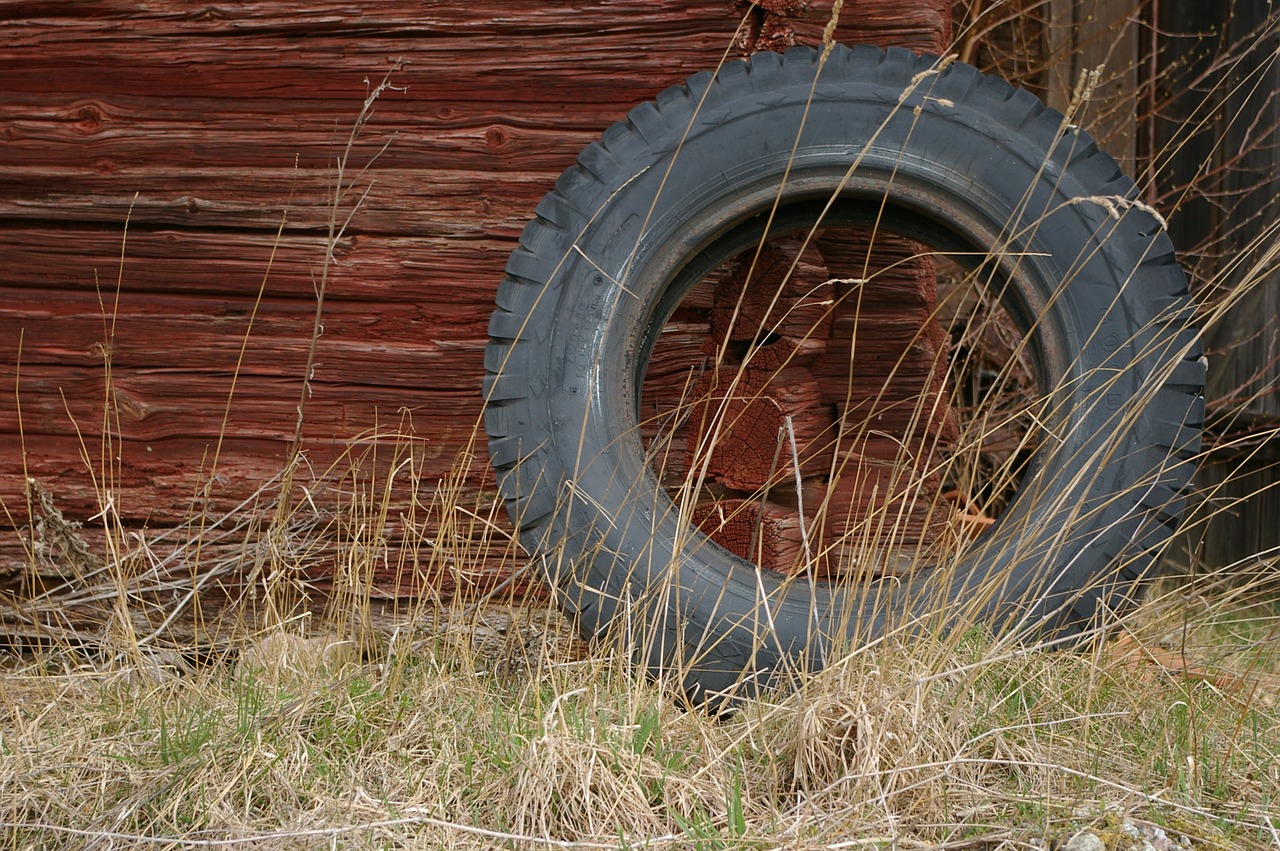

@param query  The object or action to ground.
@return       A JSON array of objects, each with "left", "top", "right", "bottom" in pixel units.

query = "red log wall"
[{"left": 0, "top": 1, "right": 951, "bottom": 610}]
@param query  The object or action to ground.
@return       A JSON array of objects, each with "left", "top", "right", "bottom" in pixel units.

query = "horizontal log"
[
  {"left": 0, "top": 31, "right": 736, "bottom": 107},
  {"left": 0, "top": 110, "right": 599, "bottom": 177},
  {"left": 0, "top": 1, "right": 741, "bottom": 41},
  {"left": 3, "top": 431, "right": 507, "bottom": 571},
  {"left": 1, "top": 0, "right": 925, "bottom": 46},
  {"left": 0, "top": 167, "right": 551, "bottom": 235},
  {"left": 1, "top": 504, "right": 531, "bottom": 607},
  {"left": 4, "top": 433, "right": 300, "bottom": 527},
  {"left": 3, "top": 363, "right": 486, "bottom": 444},
  {"left": 3, "top": 289, "right": 489, "bottom": 389},
  {"left": 0, "top": 227, "right": 513, "bottom": 302},
  {"left": 756, "top": 0, "right": 951, "bottom": 54},
  {"left": 4, "top": 432, "right": 494, "bottom": 517}
]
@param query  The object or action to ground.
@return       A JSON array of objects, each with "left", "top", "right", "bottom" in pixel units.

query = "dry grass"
[{"left": 1, "top": 592, "right": 1277, "bottom": 849}]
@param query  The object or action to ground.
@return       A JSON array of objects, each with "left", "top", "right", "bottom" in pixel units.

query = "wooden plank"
[
  {"left": 0, "top": 99, "right": 606, "bottom": 174},
  {"left": 1201, "top": 6, "right": 1280, "bottom": 420},
  {"left": 1162, "top": 0, "right": 1280, "bottom": 574},
  {"left": 1044, "top": 0, "right": 1138, "bottom": 172},
  {"left": 3, "top": 432, "right": 517, "bottom": 601},
  {"left": 0, "top": 228, "right": 512, "bottom": 301},
  {"left": 0, "top": 168, "right": 552, "bottom": 234},
  {"left": 3, "top": 365, "right": 485, "bottom": 446},
  {"left": 3, "top": 434, "right": 298, "bottom": 542},
  {"left": 2, "top": 483, "right": 531, "bottom": 606},
  {"left": 2, "top": 290, "right": 489, "bottom": 389},
  {"left": 5, "top": 445, "right": 501, "bottom": 537},
  {"left": 0, "top": 1, "right": 740, "bottom": 38},
  {"left": 824, "top": 2, "right": 951, "bottom": 53}
]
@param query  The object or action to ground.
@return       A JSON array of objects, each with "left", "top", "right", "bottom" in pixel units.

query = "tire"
[{"left": 483, "top": 45, "right": 1204, "bottom": 704}]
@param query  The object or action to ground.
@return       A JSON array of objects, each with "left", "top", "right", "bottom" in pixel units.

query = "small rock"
[
  {"left": 1147, "top": 826, "right": 1174, "bottom": 851},
  {"left": 1064, "top": 832, "right": 1106, "bottom": 851}
]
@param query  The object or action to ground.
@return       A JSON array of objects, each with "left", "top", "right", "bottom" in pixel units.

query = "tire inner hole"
[{"left": 638, "top": 226, "right": 1040, "bottom": 579}]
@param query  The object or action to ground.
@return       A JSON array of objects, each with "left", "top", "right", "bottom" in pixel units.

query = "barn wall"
[
  {"left": 0, "top": 1, "right": 950, "bottom": 623},
  {"left": 1154, "top": 0, "right": 1280, "bottom": 572}
]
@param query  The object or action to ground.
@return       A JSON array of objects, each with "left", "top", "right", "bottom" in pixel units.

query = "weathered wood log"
[
  {"left": 2, "top": 476, "right": 541, "bottom": 645},
  {"left": 691, "top": 497, "right": 807, "bottom": 573},
  {"left": 660, "top": 218, "right": 958, "bottom": 574},
  {"left": 824, "top": 444, "right": 948, "bottom": 541},
  {"left": 707, "top": 237, "right": 834, "bottom": 367},
  {"left": 683, "top": 364, "right": 833, "bottom": 492},
  {"left": 817, "top": 230, "right": 958, "bottom": 563},
  {"left": 0, "top": 169, "right": 551, "bottom": 234}
]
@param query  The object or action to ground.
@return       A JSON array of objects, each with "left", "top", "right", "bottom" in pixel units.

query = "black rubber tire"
[{"left": 483, "top": 45, "right": 1204, "bottom": 704}]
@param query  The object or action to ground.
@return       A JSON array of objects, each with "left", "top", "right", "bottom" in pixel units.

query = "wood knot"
[
  {"left": 112, "top": 386, "right": 153, "bottom": 421},
  {"left": 484, "top": 125, "right": 510, "bottom": 150},
  {"left": 63, "top": 103, "right": 104, "bottom": 133}
]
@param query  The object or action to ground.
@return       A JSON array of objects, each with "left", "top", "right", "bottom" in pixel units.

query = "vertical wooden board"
[
  {"left": 1164, "top": 0, "right": 1280, "bottom": 573},
  {"left": 1044, "top": 0, "right": 1138, "bottom": 171},
  {"left": 1202, "top": 6, "right": 1280, "bottom": 419}
]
